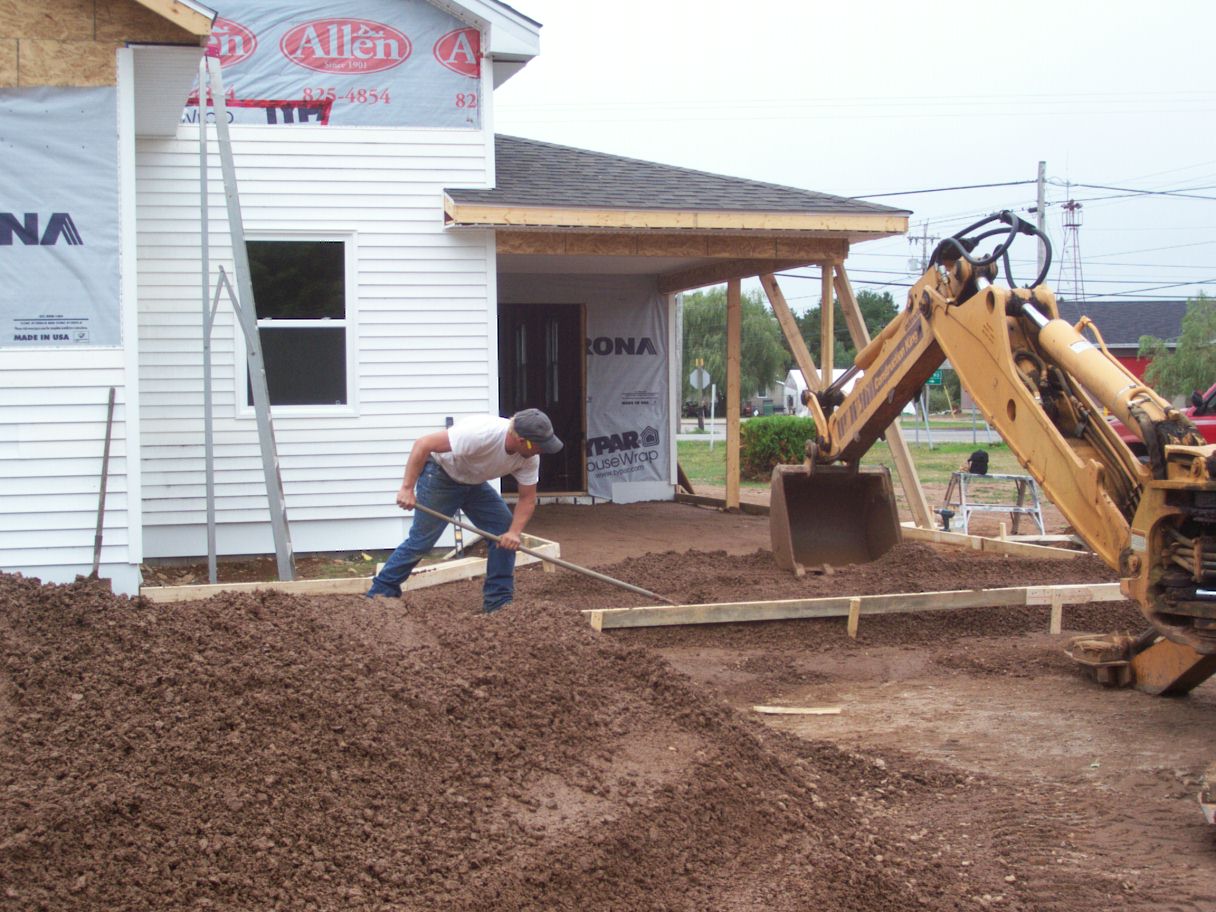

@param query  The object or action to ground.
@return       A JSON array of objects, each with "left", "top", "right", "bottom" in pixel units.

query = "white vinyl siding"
[
  {"left": 135, "top": 126, "right": 494, "bottom": 557},
  {"left": 0, "top": 351, "right": 132, "bottom": 576}
]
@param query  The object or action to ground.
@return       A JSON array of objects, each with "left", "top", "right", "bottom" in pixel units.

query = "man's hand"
[
  {"left": 396, "top": 484, "right": 416, "bottom": 511},
  {"left": 498, "top": 529, "right": 522, "bottom": 551}
]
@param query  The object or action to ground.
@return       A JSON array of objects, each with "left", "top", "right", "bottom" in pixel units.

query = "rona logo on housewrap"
[
  {"left": 1, "top": 213, "right": 82, "bottom": 246},
  {"left": 209, "top": 17, "right": 257, "bottom": 67},
  {"left": 281, "top": 19, "right": 411, "bottom": 74},
  {"left": 586, "top": 336, "right": 658, "bottom": 356},
  {"left": 433, "top": 28, "right": 480, "bottom": 77}
]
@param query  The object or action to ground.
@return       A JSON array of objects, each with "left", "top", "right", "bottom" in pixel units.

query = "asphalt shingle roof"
[
  {"left": 1055, "top": 300, "right": 1187, "bottom": 348},
  {"left": 447, "top": 135, "right": 910, "bottom": 217}
]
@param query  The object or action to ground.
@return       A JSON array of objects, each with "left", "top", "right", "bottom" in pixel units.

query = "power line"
[{"left": 851, "top": 180, "right": 1035, "bottom": 199}]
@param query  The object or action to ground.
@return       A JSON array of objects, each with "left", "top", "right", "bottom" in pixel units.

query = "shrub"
[{"left": 740, "top": 415, "right": 817, "bottom": 480}]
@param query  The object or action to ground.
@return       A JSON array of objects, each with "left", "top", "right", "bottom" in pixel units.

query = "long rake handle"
[{"left": 412, "top": 503, "right": 676, "bottom": 605}]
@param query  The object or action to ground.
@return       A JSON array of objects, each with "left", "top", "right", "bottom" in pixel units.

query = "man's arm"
[
  {"left": 497, "top": 483, "right": 536, "bottom": 551},
  {"left": 396, "top": 430, "right": 452, "bottom": 510}
]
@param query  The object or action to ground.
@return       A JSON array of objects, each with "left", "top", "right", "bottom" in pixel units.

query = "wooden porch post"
[
  {"left": 821, "top": 263, "right": 834, "bottom": 381},
  {"left": 834, "top": 264, "right": 934, "bottom": 528},
  {"left": 726, "top": 278, "right": 742, "bottom": 509}
]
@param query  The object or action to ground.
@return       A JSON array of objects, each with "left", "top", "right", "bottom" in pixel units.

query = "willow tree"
[
  {"left": 681, "top": 287, "right": 787, "bottom": 404},
  {"left": 1140, "top": 294, "right": 1216, "bottom": 398}
]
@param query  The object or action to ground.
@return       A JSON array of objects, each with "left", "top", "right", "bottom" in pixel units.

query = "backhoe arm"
[{"left": 788, "top": 212, "right": 1216, "bottom": 655}]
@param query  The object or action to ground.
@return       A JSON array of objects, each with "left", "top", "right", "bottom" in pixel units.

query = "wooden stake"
[
  {"left": 726, "top": 278, "right": 742, "bottom": 510},
  {"left": 847, "top": 596, "right": 861, "bottom": 639},
  {"left": 1049, "top": 593, "right": 1064, "bottom": 635}
]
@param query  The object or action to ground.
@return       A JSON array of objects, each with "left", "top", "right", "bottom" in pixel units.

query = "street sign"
[
  {"left": 928, "top": 369, "right": 944, "bottom": 386},
  {"left": 690, "top": 367, "right": 710, "bottom": 390}
]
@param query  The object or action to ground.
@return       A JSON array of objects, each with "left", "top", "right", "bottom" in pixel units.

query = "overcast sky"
[{"left": 494, "top": 0, "right": 1216, "bottom": 312}]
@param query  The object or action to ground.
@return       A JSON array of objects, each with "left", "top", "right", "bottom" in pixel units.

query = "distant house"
[{"left": 1055, "top": 300, "right": 1188, "bottom": 378}]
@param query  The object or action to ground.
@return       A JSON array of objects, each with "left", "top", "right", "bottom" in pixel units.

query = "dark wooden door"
[{"left": 498, "top": 303, "right": 585, "bottom": 493}]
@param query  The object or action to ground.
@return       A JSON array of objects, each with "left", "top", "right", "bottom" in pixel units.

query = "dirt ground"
[{"left": 3, "top": 500, "right": 1214, "bottom": 910}]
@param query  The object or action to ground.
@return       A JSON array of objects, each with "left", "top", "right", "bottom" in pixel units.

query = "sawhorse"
[{"left": 940, "top": 472, "right": 1046, "bottom": 535}]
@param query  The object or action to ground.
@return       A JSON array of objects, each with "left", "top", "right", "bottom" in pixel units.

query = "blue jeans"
[{"left": 366, "top": 460, "right": 516, "bottom": 611}]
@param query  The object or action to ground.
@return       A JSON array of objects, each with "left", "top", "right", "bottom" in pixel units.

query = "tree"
[
  {"left": 1139, "top": 294, "right": 1216, "bottom": 399},
  {"left": 681, "top": 287, "right": 787, "bottom": 404},
  {"left": 793, "top": 289, "right": 899, "bottom": 369}
]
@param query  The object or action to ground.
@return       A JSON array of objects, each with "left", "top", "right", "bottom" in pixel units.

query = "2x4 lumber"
[
  {"left": 142, "top": 537, "right": 561, "bottom": 603},
  {"left": 584, "top": 582, "right": 1123, "bottom": 631},
  {"left": 658, "top": 258, "right": 809, "bottom": 296},
  {"left": 674, "top": 492, "right": 769, "bottom": 516},
  {"left": 493, "top": 231, "right": 850, "bottom": 262},
  {"left": 835, "top": 264, "right": 934, "bottom": 529},
  {"left": 821, "top": 264, "right": 834, "bottom": 381},
  {"left": 759, "top": 273, "right": 830, "bottom": 432},
  {"left": 447, "top": 200, "right": 908, "bottom": 235},
  {"left": 726, "top": 279, "right": 742, "bottom": 510},
  {"left": 899, "top": 523, "right": 1083, "bottom": 560},
  {"left": 753, "top": 705, "right": 842, "bottom": 716}
]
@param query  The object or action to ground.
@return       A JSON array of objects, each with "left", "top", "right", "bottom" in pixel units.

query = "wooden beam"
[
  {"left": 899, "top": 523, "right": 1084, "bottom": 559},
  {"left": 835, "top": 264, "right": 934, "bottom": 528},
  {"left": 583, "top": 581, "right": 1124, "bottom": 630},
  {"left": 141, "top": 536, "right": 562, "bottom": 603},
  {"left": 759, "top": 273, "right": 829, "bottom": 433},
  {"left": 726, "top": 279, "right": 742, "bottom": 510},
  {"left": 821, "top": 263, "right": 834, "bottom": 381},
  {"left": 658, "top": 258, "right": 809, "bottom": 295},
  {"left": 494, "top": 231, "right": 850, "bottom": 262},
  {"left": 446, "top": 198, "right": 909, "bottom": 236},
  {"left": 675, "top": 492, "right": 769, "bottom": 516}
]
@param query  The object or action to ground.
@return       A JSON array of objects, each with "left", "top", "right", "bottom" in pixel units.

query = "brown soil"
[{"left": 3, "top": 502, "right": 1214, "bottom": 911}]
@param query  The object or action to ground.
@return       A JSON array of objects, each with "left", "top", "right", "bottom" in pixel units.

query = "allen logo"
[
  {"left": 0, "top": 213, "right": 83, "bottom": 246},
  {"left": 433, "top": 28, "right": 480, "bottom": 77},
  {"left": 281, "top": 19, "right": 411, "bottom": 73},
  {"left": 208, "top": 17, "right": 257, "bottom": 67}
]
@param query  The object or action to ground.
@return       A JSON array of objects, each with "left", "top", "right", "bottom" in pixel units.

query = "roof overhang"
[
  {"left": 489, "top": 229, "right": 857, "bottom": 295},
  {"left": 444, "top": 195, "right": 908, "bottom": 242},
  {"left": 130, "top": 0, "right": 217, "bottom": 37},
  {"left": 427, "top": 0, "right": 540, "bottom": 87}
]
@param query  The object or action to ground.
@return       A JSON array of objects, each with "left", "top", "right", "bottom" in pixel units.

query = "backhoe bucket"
[{"left": 770, "top": 464, "right": 901, "bottom": 572}]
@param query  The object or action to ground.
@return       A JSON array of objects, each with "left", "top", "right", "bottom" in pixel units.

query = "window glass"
[{"left": 246, "top": 240, "right": 348, "bottom": 406}]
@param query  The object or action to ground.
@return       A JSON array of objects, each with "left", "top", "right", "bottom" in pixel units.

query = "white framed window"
[{"left": 238, "top": 236, "right": 357, "bottom": 413}]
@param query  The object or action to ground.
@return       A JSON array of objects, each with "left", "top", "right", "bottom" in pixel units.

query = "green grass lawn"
[{"left": 678, "top": 438, "right": 1021, "bottom": 489}]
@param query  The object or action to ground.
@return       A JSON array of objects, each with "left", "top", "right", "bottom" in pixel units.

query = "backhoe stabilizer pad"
[
  {"left": 770, "top": 464, "right": 902, "bottom": 572},
  {"left": 1066, "top": 633, "right": 1216, "bottom": 695}
]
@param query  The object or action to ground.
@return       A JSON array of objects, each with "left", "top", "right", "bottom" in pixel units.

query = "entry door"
[{"left": 498, "top": 303, "right": 586, "bottom": 493}]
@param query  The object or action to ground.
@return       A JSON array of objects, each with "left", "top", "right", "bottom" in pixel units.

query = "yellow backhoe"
[{"left": 771, "top": 211, "right": 1216, "bottom": 697}]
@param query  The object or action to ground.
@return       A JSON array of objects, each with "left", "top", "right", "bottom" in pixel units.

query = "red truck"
[{"left": 1110, "top": 381, "right": 1216, "bottom": 458}]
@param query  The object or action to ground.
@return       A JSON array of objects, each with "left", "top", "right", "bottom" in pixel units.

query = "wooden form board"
[
  {"left": 141, "top": 536, "right": 562, "bottom": 604},
  {"left": 584, "top": 581, "right": 1124, "bottom": 631},
  {"left": 899, "top": 523, "right": 1084, "bottom": 560}
]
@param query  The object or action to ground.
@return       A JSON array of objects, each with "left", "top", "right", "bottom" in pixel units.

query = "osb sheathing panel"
[
  {"left": 97, "top": 0, "right": 199, "bottom": 43},
  {"left": 0, "top": 39, "right": 16, "bottom": 86},
  {"left": 22, "top": 39, "right": 120, "bottom": 86},
  {"left": 0, "top": 0, "right": 93, "bottom": 41}
]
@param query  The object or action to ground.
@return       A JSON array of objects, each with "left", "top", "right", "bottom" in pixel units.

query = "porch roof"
[{"left": 445, "top": 135, "right": 908, "bottom": 240}]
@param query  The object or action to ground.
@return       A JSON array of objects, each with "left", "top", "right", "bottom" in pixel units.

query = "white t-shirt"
[{"left": 432, "top": 415, "right": 540, "bottom": 486}]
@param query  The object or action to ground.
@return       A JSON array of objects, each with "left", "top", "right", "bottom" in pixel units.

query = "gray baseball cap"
[{"left": 513, "top": 408, "right": 563, "bottom": 454}]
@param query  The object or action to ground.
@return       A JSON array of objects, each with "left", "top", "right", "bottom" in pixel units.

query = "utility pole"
[
  {"left": 908, "top": 222, "right": 938, "bottom": 273},
  {"left": 1035, "top": 160, "right": 1047, "bottom": 281}
]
